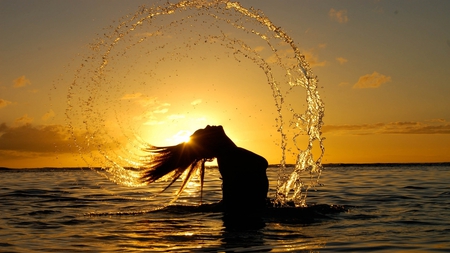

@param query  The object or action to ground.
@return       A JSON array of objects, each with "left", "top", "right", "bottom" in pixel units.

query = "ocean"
[{"left": 1, "top": 164, "right": 449, "bottom": 252}]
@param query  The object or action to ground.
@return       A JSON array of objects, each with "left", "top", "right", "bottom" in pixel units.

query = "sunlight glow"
[{"left": 166, "top": 130, "right": 192, "bottom": 144}]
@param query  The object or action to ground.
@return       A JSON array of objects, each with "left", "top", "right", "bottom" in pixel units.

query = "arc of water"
[{"left": 66, "top": 0, "right": 325, "bottom": 207}]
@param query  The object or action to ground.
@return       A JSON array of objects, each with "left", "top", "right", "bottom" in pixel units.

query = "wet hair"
[
  {"left": 141, "top": 143, "right": 210, "bottom": 200},
  {"left": 141, "top": 126, "right": 233, "bottom": 201}
]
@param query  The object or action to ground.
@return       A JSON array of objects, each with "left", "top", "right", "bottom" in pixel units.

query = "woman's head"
[
  {"left": 140, "top": 125, "right": 235, "bottom": 193},
  {"left": 189, "top": 125, "right": 236, "bottom": 158}
]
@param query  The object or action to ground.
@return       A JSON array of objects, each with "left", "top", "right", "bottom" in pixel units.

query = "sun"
[{"left": 168, "top": 130, "right": 192, "bottom": 144}]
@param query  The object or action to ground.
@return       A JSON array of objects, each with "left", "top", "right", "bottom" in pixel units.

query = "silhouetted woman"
[{"left": 141, "top": 125, "right": 269, "bottom": 228}]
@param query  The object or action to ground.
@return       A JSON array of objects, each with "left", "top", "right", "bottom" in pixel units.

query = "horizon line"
[{"left": 2, "top": 162, "right": 450, "bottom": 170}]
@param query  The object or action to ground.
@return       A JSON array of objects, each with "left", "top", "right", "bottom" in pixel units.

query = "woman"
[{"left": 141, "top": 125, "right": 269, "bottom": 227}]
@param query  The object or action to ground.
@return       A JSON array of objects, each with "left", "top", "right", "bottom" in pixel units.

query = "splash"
[{"left": 66, "top": 0, "right": 325, "bottom": 207}]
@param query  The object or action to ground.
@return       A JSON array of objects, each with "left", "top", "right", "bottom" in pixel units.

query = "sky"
[{"left": 1, "top": 0, "right": 450, "bottom": 168}]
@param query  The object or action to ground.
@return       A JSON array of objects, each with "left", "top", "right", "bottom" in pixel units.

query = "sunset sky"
[{"left": 1, "top": 0, "right": 450, "bottom": 168}]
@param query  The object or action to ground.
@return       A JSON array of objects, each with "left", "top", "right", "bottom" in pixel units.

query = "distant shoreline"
[
  {"left": 321, "top": 162, "right": 450, "bottom": 167},
  {"left": 2, "top": 162, "right": 450, "bottom": 170}
]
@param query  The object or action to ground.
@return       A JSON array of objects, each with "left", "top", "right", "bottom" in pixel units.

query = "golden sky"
[{"left": 1, "top": 0, "right": 450, "bottom": 168}]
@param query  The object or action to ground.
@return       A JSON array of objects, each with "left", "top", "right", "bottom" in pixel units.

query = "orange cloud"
[
  {"left": 120, "top": 94, "right": 172, "bottom": 124},
  {"left": 167, "top": 114, "right": 185, "bottom": 120},
  {"left": 143, "top": 118, "right": 164, "bottom": 126},
  {"left": 266, "top": 44, "right": 327, "bottom": 68},
  {"left": 13, "top": 76, "right": 31, "bottom": 88},
  {"left": 303, "top": 50, "right": 327, "bottom": 67},
  {"left": 41, "top": 110, "right": 55, "bottom": 121},
  {"left": 0, "top": 123, "right": 72, "bottom": 154},
  {"left": 301, "top": 44, "right": 327, "bottom": 67},
  {"left": 14, "top": 114, "right": 33, "bottom": 126},
  {"left": 153, "top": 107, "right": 169, "bottom": 114},
  {"left": 120, "top": 92, "right": 143, "bottom": 100},
  {"left": 120, "top": 93, "right": 161, "bottom": 107},
  {"left": 329, "top": 8, "right": 349, "bottom": 24},
  {"left": 266, "top": 48, "right": 296, "bottom": 66},
  {"left": 0, "top": 123, "right": 114, "bottom": 163},
  {"left": 353, "top": 71, "right": 391, "bottom": 88},
  {"left": 336, "top": 57, "right": 348, "bottom": 64},
  {"left": 191, "top": 99, "right": 202, "bottom": 106},
  {"left": 0, "top": 99, "right": 12, "bottom": 109},
  {"left": 323, "top": 121, "right": 450, "bottom": 135}
]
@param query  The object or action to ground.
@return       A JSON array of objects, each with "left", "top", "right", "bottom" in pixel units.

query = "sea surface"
[{"left": 1, "top": 164, "right": 449, "bottom": 252}]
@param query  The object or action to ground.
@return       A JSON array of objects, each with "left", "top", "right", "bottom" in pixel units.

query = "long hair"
[
  {"left": 141, "top": 143, "right": 209, "bottom": 201},
  {"left": 140, "top": 126, "right": 232, "bottom": 202}
]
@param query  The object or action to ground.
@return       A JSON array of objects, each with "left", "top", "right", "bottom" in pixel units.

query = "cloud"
[
  {"left": 41, "top": 110, "right": 55, "bottom": 121},
  {"left": 266, "top": 48, "right": 296, "bottom": 66},
  {"left": 140, "top": 101, "right": 171, "bottom": 125},
  {"left": 336, "top": 57, "right": 348, "bottom": 64},
  {"left": 28, "top": 89, "right": 39, "bottom": 93},
  {"left": 304, "top": 52, "right": 326, "bottom": 67},
  {"left": 0, "top": 123, "right": 74, "bottom": 154},
  {"left": 194, "top": 117, "right": 207, "bottom": 122},
  {"left": 323, "top": 120, "right": 450, "bottom": 135},
  {"left": 14, "top": 114, "right": 33, "bottom": 126},
  {"left": 142, "top": 112, "right": 165, "bottom": 125},
  {"left": 167, "top": 114, "right": 185, "bottom": 120},
  {"left": 429, "top": 118, "right": 447, "bottom": 123},
  {"left": 121, "top": 92, "right": 143, "bottom": 100},
  {"left": 153, "top": 108, "right": 169, "bottom": 114},
  {"left": 121, "top": 92, "right": 158, "bottom": 107},
  {"left": 191, "top": 99, "right": 202, "bottom": 106},
  {"left": 143, "top": 119, "right": 164, "bottom": 126},
  {"left": 329, "top": 8, "right": 349, "bottom": 24},
  {"left": 303, "top": 45, "right": 327, "bottom": 67},
  {"left": 265, "top": 44, "right": 327, "bottom": 68},
  {"left": 0, "top": 99, "right": 12, "bottom": 109},
  {"left": 353, "top": 71, "right": 391, "bottom": 88},
  {"left": 13, "top": 76, "right": 31, "bottom": 88},
  {"left": 0, "top": 123, "right": 115, "bottom": 163}
]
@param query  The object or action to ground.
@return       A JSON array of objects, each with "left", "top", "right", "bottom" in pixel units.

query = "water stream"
[{"left": 65, "top": 0, "right": 325, "bottom": 207}]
